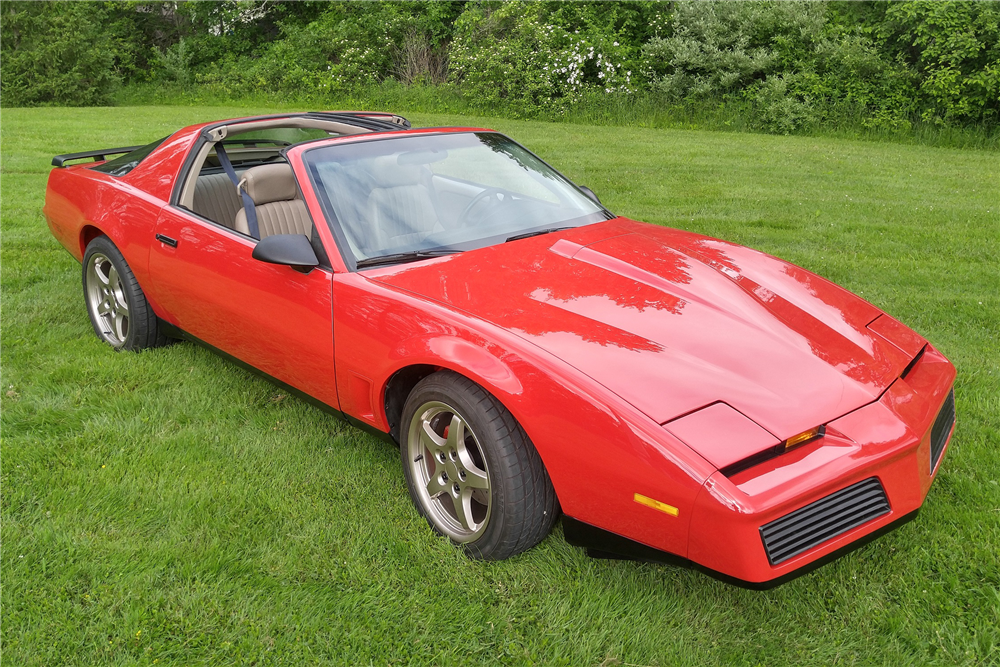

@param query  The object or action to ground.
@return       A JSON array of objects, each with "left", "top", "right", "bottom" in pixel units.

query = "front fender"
[{"left": 333, "top": 272, "right": 714, "bottom": 558}]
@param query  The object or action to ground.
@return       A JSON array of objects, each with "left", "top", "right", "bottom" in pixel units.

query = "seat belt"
[{"left": 215, "top": 142, "right": 260, "bottom": 239}]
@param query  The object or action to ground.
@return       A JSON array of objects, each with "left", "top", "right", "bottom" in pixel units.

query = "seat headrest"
[
  {"left": 238, "top": 163, "right": 298, "bottom": 205},
  {"left": 370, "top": 155, "right": 423, "bottom": 188}
]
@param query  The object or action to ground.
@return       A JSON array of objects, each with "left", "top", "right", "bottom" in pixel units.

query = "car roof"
[
  {"left": 187, "top": 111, "right": 494, "bottom": 151},
  {"left": 119, "top": 112, "right": 493, "bottom": 199},
  {"left": 203, "top": 111, "right": 413, "bottom": 133}
]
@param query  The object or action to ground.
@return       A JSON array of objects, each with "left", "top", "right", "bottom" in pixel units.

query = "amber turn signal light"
[
  {"left": 783, "top": 425, "right": 826, "bottom": 452},
  {"left": 633, "top": 493, "right": 679, "bottom": 517}
]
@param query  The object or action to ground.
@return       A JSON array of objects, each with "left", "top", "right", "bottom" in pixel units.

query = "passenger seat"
[
  {"left": 234, "top": 164, "right": 313, "bottom": 239},
  {"left": 367, "top": 155, "right": 438, "bottom": 249}
]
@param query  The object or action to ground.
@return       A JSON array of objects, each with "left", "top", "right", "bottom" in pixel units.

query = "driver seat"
[
  {"left": 367, "top": 156, "right": 438, "bottom": 249},
  {"left": 234, "top": 164, "right": 313, "bottom": 239}
]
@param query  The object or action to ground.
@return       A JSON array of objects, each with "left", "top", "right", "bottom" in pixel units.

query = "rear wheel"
[
  {"left": 82, "top": 236, "right": 167, "bottom": 351},
  {"left": 401, "top": 371, "right": 559, "bottom": 560}
]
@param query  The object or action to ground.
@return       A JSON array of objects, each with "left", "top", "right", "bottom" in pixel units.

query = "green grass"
[{"left": 2, "top": 106, "right": 998, "bottom": 666}]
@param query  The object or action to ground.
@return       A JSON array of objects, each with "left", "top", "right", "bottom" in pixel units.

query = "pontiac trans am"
[{"left": 43, "top": 111, "right": 957, "bottom": 588}]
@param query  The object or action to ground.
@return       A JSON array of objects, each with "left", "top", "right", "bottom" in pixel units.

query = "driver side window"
[{"left": 180, "top": 127, "right": 331, "bottom": 232}]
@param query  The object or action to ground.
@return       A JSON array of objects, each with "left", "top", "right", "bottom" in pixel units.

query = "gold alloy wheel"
[
  {"left": 85, "top": 251, "right": 130, "bottom": 348},
  {"left": 406, "top": 400, "right": 493, "bottom": 542}
]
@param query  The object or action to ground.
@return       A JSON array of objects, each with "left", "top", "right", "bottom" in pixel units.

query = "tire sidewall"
[{"left": 400, "top": 373, "right": 515, "bottom": 558}]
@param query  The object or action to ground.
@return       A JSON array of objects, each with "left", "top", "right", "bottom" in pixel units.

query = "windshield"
[{"left": 304, "top": 132, "right": 608, "bottom": 266}]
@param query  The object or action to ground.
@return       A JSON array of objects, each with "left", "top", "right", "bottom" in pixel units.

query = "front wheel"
[
  {"left": 82, "top": 236, "right": 167, "bottom": 351},
  {"left": 401, "top": 371, "right": 559, "bottom": 560}
]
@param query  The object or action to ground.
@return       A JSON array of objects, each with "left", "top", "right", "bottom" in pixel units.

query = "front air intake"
[
  {"left": 930, "top": 389, "right": 955, "bottom": 472},
  {"left": 760, "top": 477, "right": 890, "bottom": 565}
]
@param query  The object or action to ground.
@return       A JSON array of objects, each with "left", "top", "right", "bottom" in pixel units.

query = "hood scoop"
[{"left": 550, "top": 238, "right": 743, "bottom": 321}]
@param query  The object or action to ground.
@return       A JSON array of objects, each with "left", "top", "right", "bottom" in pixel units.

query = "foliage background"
[{"left": 2, "top": 0, "right": 998, "bottom": 141}]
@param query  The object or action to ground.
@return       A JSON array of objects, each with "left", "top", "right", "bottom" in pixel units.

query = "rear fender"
[{"left": 44, "top": 167, "right": 166, "bottom": 317}]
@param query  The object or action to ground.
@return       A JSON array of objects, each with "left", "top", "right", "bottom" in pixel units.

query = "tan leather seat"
[
  {"left": 234, "top": 164, "right": 313, "bottom": 239},
  {"left": 192, "top": 172, "right": 243, "bottom": 229},
  {"left": 367, "top": 155, "right": 438, "bottom": 249}
]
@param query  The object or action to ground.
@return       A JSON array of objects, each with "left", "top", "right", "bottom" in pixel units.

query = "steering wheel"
[{"left": 458, "top": 188, "right": 511, "bottom": 226}]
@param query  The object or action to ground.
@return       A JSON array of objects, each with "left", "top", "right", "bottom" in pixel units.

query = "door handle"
[{"left": 155, "top": 234, "right": 178, "bottom": 248}]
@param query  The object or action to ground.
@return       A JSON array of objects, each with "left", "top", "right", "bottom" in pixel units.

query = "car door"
[{"left": 148, "top": 205, "right": 340, "bottom": 411}]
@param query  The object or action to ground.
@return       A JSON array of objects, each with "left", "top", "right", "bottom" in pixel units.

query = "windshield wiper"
[
  {"left": 505, "top": 226, "right": 574, "bottom": 243},
  {"left": 355, "top": 249, "right": 462, "bottom": 269}
]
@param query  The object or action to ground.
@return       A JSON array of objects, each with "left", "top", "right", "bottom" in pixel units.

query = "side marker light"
[{"left": 634, "top": 493, "right": 679, "bottom": 517}]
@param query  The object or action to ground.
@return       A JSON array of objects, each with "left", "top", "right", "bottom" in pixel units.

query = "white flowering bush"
[
  {"left": 450, "top": 2, "right": 639, "bottom": 116},
  {"left": 548, "top": 32, "right": 635, "bottom": 100}
]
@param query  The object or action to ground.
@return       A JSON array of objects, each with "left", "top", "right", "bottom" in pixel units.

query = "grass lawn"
[{"left": 2, "top": 106, "right": 998, "bottom": 666}]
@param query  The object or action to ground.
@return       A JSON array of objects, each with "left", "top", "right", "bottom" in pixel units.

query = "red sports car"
[{"left": 44, "top": 112, "right": 956, "bottom": 588}]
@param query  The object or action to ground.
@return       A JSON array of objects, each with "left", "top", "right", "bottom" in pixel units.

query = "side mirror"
[
  {"left": 579, "top": 185, "right": 602, "bottom": 205},
  {"left": 251, "top": 234, "right": 319, "bottom": 273}
]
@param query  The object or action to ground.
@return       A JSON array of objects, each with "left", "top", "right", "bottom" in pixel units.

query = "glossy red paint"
[
  {"left": 368, "top": 220, "right": 914, "bottom": 440},
  {"left": 149, "top": 205, "right": 339, "bottom": 409},
  {"left": 44, "top": 114, "right": 957, "bottom": 586}
]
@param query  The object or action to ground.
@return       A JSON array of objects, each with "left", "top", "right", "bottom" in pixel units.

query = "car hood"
[{"left": 369, "top": 219, "right": 919, "bottom": 448}]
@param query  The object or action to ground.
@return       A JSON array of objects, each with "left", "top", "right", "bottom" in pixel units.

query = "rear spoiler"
[{"left": 52, "top": 146, "right": 141, "bottom": 167}]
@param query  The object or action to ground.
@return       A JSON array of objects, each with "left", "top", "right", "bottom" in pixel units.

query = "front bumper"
[
  {"left": 686, "top": 344, "right": 956, "bottom": 586},
  {"left": 564, "top": 344, "right": 956, "bottom": 589}
]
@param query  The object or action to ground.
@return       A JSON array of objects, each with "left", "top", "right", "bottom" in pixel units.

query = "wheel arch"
[
  {"left": 383, "top": 364, "right": 437, "bottom": 442},
  {"left": 80, "top": 225, "right": 170, "bottom": 327},
  {"left": 370, "top": 330, "right": 709, "bottom": 546},
  {"left": 80, "top": 224, "right": 107, "bottom": 256},
  {"left": 379, "top": 337, "right": 525, "bottom": 444}
]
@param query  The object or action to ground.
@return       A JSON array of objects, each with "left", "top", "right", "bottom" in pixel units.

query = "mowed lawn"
[{"left": 2, "top": 106, "right": 998, "bottom": 666}]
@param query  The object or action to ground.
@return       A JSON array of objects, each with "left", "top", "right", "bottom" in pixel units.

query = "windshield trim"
[{"left": 302, "top": 130, "right": 615, "bottom": 272}]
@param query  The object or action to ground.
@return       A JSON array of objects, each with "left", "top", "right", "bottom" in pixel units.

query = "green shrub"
[
  {"left": 1, "top": 2, "right": 119, "bottom": 107},
  {"left": 882, "top": 1, "right": 1000, "bottom": 125},
  {"left": 641, "top": 1, "right": 924, "bottom": 134},
  {"left": 197, "top": 2, "right": 464, "bottom": 98},
  {"left": 748, "top": 74, "right": 816, "bottom": 134},
  {"left": 152, "top": 39, "right": 196, "bottom": 86},
  {"left": 641, "top": 1, "right": 827, "bottom": 132},
  {"left": 643, "top": 1, "right": 821, "bottom": 99}
]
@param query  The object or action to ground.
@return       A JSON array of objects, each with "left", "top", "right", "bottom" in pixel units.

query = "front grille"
[
  {"left": 760, "top": 477, "right": 890, "bottom": 565},
  {"left": 930, "top": 389, "right": 955, "bottom": 471}
]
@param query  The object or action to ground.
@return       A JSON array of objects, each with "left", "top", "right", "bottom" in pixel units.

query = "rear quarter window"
[{"left": 91, "top": 137, "right": 168, "bottom": 177}]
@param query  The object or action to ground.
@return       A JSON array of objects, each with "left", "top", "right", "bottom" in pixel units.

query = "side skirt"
[
  {"left": 563, "top": 509, "right": 920, "bottom": 590},
  {"left": 159, "top": 321, "right": 396, "bottom": 445}
]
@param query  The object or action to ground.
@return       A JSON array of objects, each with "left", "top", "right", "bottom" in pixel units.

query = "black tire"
[
  {"left": 82, "top": 236, "right": 168, "bottom": 351},
  {"left": 400, "top": 371, "right": 559, "bottom": 560}
]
